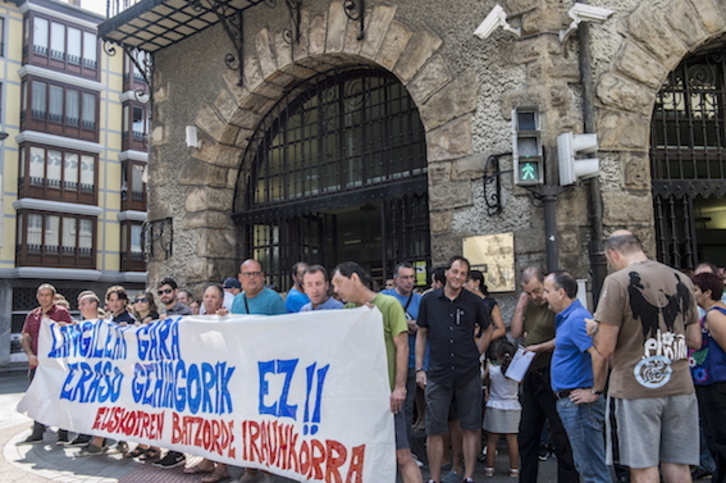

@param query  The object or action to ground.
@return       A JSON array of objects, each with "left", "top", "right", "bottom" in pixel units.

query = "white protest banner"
[{"left": 17, "top": 307, "right": 396, "bottom": 482}]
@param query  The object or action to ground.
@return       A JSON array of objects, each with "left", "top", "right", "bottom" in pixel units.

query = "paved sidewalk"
[{"left": 1, "top": 372, "right": 558, "bottom": 482}]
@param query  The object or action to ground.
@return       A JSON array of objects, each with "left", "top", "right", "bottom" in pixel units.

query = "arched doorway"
[
  {"left": 650, "top": 40, "right": 726, "bottom": 270},
  {"left": 232, "top": 67, "right": 430, "bottom": 290}
]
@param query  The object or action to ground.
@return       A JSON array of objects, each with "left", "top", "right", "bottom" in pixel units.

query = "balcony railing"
[{"left": 107, "top": 0, "right": 145, "bottom": 19}]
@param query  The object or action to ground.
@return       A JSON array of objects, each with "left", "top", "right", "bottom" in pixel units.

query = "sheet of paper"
[{"left": 504, "top": 347, "right": 535, "bottom": 382}]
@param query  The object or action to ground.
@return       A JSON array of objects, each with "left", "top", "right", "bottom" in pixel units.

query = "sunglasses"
[
  {"left": 157, "top": 288, "right": 173, "bottom": 295},
  {"left": 133, "top": 298, "right": 148, "bottom": 303}
]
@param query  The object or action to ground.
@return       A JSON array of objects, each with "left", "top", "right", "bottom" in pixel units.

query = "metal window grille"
[
  {"left": 234, "top": 68, "right": 430, "bottom": 290},
  {"left": 651, "top": 45, "right": 726, "bottom": 269}
]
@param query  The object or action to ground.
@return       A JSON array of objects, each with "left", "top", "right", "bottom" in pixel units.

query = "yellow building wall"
[{"left": 0, "top": 1, "right": 145, "bottom": 275}]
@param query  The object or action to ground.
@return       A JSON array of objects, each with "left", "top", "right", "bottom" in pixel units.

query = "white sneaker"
[{"left": 412, "top": 453, "right": 424, "bottom": 468}]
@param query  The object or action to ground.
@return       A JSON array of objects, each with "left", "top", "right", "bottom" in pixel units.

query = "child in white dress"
[{"left": 482, "top": 339, "right": 521, "bottom": 477}]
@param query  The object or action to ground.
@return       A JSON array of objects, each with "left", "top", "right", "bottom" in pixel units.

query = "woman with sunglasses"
[
  {"left": 131, "top": 291, "right": 159, "bottom": 325},
  {"left": 123, "top": 291, "right": 161, "bottom": 461}
]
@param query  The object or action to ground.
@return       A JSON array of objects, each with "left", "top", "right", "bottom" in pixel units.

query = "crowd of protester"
[{"left": 17, "top": 230, "right": 726, "bottom": 483}]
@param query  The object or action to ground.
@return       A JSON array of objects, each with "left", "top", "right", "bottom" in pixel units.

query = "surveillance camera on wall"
[
  {"left": 569, "top": 3, "right": 615, "bottom": 23},
  {"left": 474, "top": 4, "right": 521, "bottom": 40},
  {"left": 560, "top": 2, "right": 614, "bottom": 42}
]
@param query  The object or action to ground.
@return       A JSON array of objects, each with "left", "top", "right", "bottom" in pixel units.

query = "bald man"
[{"left": 586, "top": 230, "right": 702, "bottom": 483}]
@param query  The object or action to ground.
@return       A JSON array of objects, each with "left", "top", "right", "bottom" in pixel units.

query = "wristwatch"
[
  {"left": 590, "top": 388, "right": 604, "bottom": 395},
  {"left": 415, "top": 368, "right": 425, "bottom": 373}
]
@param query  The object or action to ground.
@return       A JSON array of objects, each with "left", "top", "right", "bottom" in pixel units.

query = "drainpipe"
[{"left": 577, "top": 15, "right": 607, "bottom": 308}]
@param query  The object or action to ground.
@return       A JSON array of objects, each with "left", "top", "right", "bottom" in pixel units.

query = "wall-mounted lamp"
[
  {"left": 559, "top": 3, "right": 614, "bottom": 42},
  {"left": 185, "top": 126, "right": 200, "bottom": 148},
  {"left": 473, "top": 4, "right": 521, "bottom": 40}
]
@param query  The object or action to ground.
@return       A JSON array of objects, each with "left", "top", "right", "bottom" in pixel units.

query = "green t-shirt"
[
  {"left": 523, "top": 302, "right": 556, "bottom": 371},
  {"left": 345, "top": 293, "right": 409, "bottom": 390}
]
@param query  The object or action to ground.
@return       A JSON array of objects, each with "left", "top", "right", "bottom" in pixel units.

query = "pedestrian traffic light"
[
  {"left": 513, "top": 108, "right": 544, "bottom": 186},
  {"left": 557, "top": 132, "right": 600, "bottom": 186}
]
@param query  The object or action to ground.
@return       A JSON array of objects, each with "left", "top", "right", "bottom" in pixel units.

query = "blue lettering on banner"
[
  {"left": 136, "top": 318, "right": 181, "bottom": 361},
  {"left": 60, "top": 361, "right": 123, "bottom": 403},
  {"left": 131, "top": 360, "right": 236, "bottom": 415},
  {"left": 258, "top": 359, "right": 299, "bottom": 419},
  {"left": 48, "top": 321, "right": 128, "bottom": 360},
  {"left": 257, "top": 359, "right": 330, "bottom": 435}
]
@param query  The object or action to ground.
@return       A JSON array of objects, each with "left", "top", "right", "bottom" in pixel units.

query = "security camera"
[
  {"left": 569, "top": 3, "right": 615, "bottom": 23},
  {"left": 0, "top": 131, "right": 8, "bottom": 141},
  {"left": 559, "top": 2, "right": 614, "bottom": 42},
  {"left": 474, "top": 4, "right": 521, "bottom": 40}
]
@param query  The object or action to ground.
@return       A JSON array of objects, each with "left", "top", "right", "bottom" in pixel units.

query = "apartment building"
[{"left": 0, "top": 0, "right": 148, "bottom": 367}]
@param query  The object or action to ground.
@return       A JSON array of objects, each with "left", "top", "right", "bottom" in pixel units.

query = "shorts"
[
  {"left": 607, "top": 393, "right": 699, "bottom": 468},
  {"left": 394, "top": 410, "right": 410, "bottom": 450},
  {"left": 425, "top": 376, "right": 482, "bottom": 435}
]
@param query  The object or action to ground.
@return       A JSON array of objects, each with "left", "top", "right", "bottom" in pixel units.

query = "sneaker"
[
  {"left": 153, "top": 451, "right": 186, "bottom": 469},
  {"left": 538, "top": 445, "right": 550, "bottom": 461},
  {"left": 692, "top": 468, "right": 713, "bottom": 480},
  {"left": 64, "top": 435, "right": 91, "bottom": 447},
  {"left": 412, "top": 453, "right": 424, "bottom": 468},
  {"left": 463, "top": 479, "right": 475, "bottom": 483},
  {"left": 77, "top": 444, "right": 106, "bottom": 456},
  {"left": 18, "top": 433, "right": 44, "bottom": 445},
  {"left": 56, "top": 430, "right": 69, "bottom": 445},
  {"left": 442, "top": 470, "right": 461, "bottom": 483}
]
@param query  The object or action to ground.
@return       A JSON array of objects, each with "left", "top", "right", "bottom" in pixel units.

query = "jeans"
[
  {"left": 519, "top": 369, "right": 579, "bottom": 483},
  {"left": 556, "top": 396, "right": 612, "bottom": 483}
]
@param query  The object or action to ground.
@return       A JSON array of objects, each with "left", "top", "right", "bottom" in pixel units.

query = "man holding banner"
[
  {"left": 232, "top": 259, "right": 285, "bottom": 483},
  {"left": 19, "top": 283, "right": 72, "bottom": 444},
  {"left": 231, "top": 259, "right": 286, "bottom": 316},
  {"left": 332, "top": 261, "right": 423, "bottom": 483}
]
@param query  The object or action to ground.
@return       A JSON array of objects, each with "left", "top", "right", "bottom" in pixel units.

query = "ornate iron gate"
[
  {"left": 233, "top": 67, "right": 429, "bottom": 289},
  {"left": 650, "top": 44, "right": 726, "bottom": 269}
]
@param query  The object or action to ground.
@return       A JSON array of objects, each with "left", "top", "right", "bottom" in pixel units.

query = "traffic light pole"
[{"left": 532, "top": 185, "right": 567, "bottom": 273}]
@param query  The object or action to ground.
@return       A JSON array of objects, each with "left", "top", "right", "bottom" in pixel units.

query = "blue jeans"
[{"left": 556, "top": 395, "right": 611, "bottom": 483}]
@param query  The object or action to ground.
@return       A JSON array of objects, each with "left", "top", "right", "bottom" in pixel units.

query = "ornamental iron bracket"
[
  {"left": 142, "top": 217, "right": 174, "bottom": 262},
  {"left": 103, "top": 42, "right": 153, "bottom": 104},
  {"left": 482, "top": 153, "right": 512, "bottom": 216},
  {"left": 189, "top": 0, "right": 302, "bottom": 86},
  {"left": 267, "top": 0, "right": 302, "bottom": 45},
  {"left": 344, "top": 0, "right": 365, "bottom": 40},
  {"left": 192, "top": 0, "right": 246, "bottom": 86}
]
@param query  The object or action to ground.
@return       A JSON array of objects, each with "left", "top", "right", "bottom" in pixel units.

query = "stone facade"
[{"left": 141, "top": 0, "right": 726, "bottom": 307}]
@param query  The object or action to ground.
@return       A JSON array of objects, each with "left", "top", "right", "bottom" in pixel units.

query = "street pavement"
[{"left": 1, "top": 371, "right": 558, "bottom": 482}]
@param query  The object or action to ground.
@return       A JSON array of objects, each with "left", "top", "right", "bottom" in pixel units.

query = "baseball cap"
[{"left": 223, "top": 278, "right": 241, "bottom": 289}]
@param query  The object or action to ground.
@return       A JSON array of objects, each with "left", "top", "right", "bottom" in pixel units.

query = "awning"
[{"left": 98, "top": 0, "right": 268, "bottom": 52}]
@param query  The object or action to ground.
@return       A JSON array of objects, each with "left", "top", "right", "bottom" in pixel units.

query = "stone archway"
[
  {"left": 591, "top": 0, "right": 726, "bottom": 249},
  {"left": 171, "top": 1, "right": 479, "bottom": 284}
]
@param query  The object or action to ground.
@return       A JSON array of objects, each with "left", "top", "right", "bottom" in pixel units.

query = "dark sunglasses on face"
[
  {"left": 157, "top": 288, "right": 173, "bottom": 295},
  {"left": 133, "top": 298, "right": 148, "bottom": 303}
]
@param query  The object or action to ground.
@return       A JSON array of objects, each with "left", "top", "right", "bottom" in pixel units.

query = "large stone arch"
[
  {"left": 592, "top": 0, "right": 726, "bottom": 247},
  {"left": 174, "top": 1, "right": 478, "bottom": 283}
]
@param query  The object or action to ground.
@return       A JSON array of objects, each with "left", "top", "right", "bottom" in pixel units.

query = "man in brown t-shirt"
[
  {"left": 511, "top": 267, "right": 578, "bottom": 483},
  {"left": 586, "top": 230, "right": 701, "bottom": 483}
]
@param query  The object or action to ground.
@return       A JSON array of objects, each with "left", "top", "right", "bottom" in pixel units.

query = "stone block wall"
[{"left": 145, "top": 0, "right": 726, "bottom": 301}]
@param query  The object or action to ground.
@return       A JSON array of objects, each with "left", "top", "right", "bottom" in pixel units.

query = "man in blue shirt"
[
  {"left": 299, "top": 265, "right": 343, "bottom": 311},
  {"left": 382, "top": 263, "right": 423, "bottom": 431},
  {"left": 231, "top": 259, "right": 286, "bottom": 316},
  {"left": 544, "top": 271, "right": 609, "bottom": 483},
  {"left": 285, "top": 261, "right": 310, "bottom": 313}
]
